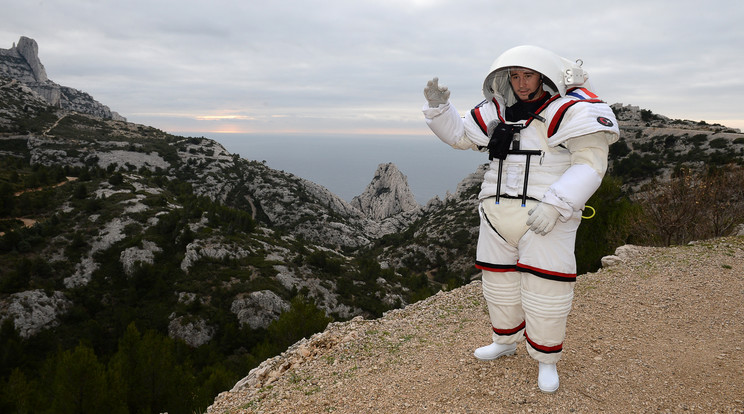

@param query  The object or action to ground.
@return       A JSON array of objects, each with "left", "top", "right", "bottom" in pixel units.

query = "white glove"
[
  {"left": 424, "top": 77, "right": 450, "bottom": 108},
  {"left": 526, "top": 203, "right": 561, "bottom": 235}
]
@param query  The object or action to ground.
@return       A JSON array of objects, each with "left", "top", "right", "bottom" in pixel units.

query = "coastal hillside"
[{"left": 208, "top": 236, "right": 744, "bottom": 413}]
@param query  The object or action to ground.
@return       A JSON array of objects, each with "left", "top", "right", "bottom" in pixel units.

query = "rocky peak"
[
  {"left": 351, "top": 162, "right": 420, "bottom": 221},
  {"left": 0, "top": 36, "right": 47, "bottom": 83},
  {"left": 16, "top": 36, "right": 48, "bottom": 82},
  {"left": 0, "top": 36, "right": 126, "bottom": 121}
]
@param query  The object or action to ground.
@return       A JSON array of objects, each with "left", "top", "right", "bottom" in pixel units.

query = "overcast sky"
[{"left": 3, "top": 0, "right": 743, "bottom": 136}]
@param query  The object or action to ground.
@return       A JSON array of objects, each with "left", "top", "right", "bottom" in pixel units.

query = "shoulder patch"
[{"left": 597, "top": 116, "right": 614, "bottom": 127}]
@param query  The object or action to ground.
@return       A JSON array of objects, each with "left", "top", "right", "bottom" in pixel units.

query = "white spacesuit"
[{"left": 422, "top": 45, "right": 619, "bottom": 393}]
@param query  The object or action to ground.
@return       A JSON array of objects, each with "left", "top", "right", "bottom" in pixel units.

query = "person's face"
[{"left": 509, "top": 68, "right": 542, "bottom": 101}]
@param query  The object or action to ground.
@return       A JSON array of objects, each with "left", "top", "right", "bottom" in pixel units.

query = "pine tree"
[{"left": 49, "top": 343, "right": 112, "bottom": 414}]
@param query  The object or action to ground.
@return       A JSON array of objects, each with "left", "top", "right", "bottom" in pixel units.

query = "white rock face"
[
  {"left": 120, "top": 240, "right": 162, "bottom": 276},
  {"left": 95, "top": 150, "right": 169, "bottom": 171},
  {"left": 181, "top": 238, "right": 253, "bottom": 271},
  {"left": 1, "top": 290, "right": 71, "bottom": 338},
  {"left": 0, "top": 36, "right": 47, "bottom": 82},
  {"left": 734, "top": 224, "right": 744, "bottom": 236},
  {"left": 601, "top": 244, "right": 647, "bottom": 267},
  {"left": 64, "top": 256, "right": 99, "bottom": 289},
  {"left": 15, "top": 36, "right": 47, "bottom": 82},
  {"left": 273, "top": 265, "right": 355, "bottom": 319},
  {"left": 600, "top": 255, "right": 623, "bottom": 267},
  {"left": 230, "top": 290, "right": 290, "bottom": 330},
  {"left": 64, "top": 217, "right": 135, "bottom": 288},
  {"left": 351, "top": 163, "right": 420, "bottom": 220},
  {"left": 168, "top": 316, "right": 216, "bottom": 348}
]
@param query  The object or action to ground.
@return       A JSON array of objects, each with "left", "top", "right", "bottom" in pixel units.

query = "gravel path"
[{"left": 209, "top": 237, "right": 744, "bottom": 413}]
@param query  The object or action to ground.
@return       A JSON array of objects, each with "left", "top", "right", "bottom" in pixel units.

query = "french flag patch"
[{"left": 566, "top": 87, "right": 598, "bottom": 100}]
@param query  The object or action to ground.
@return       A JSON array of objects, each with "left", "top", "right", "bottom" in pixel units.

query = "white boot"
[
  {"left": 538, "top": 362, "right": 559, "bottom": 393},
  {"left": 473, "top": 342, "right": 517, "bottom": 361}
]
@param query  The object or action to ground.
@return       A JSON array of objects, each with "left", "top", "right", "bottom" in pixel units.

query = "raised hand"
[{"left": 424, "top": 77, "right": 451, "bottom": 108}]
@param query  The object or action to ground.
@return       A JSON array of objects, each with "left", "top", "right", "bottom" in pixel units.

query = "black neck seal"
[{"left": 506, "top": 91, "right": 551, "bottom": 122}]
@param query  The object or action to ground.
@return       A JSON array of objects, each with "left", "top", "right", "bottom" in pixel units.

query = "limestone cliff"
[
  {"left": 351, "top": 162, "right": 420, "bottom": 220},
  {"left": 2, "top": 36, "right": 48, "bottom": 82},
  {"left": 0, "top": 36, "right": 126, "bottom": 121}
]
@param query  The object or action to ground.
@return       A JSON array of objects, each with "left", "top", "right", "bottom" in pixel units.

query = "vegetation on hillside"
[{"left": 0, "top": 157, "right": 421, "bottom": 413}]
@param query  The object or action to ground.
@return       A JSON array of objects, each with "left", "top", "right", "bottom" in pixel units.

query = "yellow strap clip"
[{"left": 582, "top": 205, "right": 596, "bottom": 219}]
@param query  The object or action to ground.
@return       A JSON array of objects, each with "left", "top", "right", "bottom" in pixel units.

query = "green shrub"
[
  {"left": 609, "top": 139, "right": 631, "bottom": 158},
  {"left": 709, "top": 137, "right": 730, "bottom": 149},
  {"left": 576, "top": 174, "right": 639, "bottom": 274}
]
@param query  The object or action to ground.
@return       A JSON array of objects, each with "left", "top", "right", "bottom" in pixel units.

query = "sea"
[{"left": 184, "top": 132, "right": 488, "bottom": 205}]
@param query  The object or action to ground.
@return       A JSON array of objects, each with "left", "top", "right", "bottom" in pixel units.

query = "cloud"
[{"left": 2, "top": 0, "right": 743, "bottom": 133}]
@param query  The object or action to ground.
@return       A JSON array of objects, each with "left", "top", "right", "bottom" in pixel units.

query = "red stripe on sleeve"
[
  {"left": 547, "top": 98, "right": 605, "bottom": 137},
  {"left": 547, "top": 101, "right": 577, "bottom": 137}
]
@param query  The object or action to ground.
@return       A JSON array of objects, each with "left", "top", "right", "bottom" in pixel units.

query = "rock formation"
[
  {"left": 168, "top": 316, "right": 216, "bottom": 348},
  {"left": 231, "top": 291, "right": 290, "bottom": 330},
  {"left": 351, "top": 163, "right": 420, "bottom": 220},
  {"left": 1, "top": 290, "right": 72, "bottom": 338},
  {"left": 13, "top": 36, "right": 47, "bottom": 82},
  {"left": 0, "top": 36, "right": 126, "bottom": 121},
  {"left": 0, "top": 36, "right": 47, "bottom": 83}
]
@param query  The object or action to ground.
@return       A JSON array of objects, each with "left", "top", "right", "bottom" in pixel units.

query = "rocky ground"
[{"left": 208, "top": 237, "right": 744, "bottom": 414}]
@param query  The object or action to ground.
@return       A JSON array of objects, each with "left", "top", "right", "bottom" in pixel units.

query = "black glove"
[{"left": 487, "top": 121, "right": 516, "bottom": 160}]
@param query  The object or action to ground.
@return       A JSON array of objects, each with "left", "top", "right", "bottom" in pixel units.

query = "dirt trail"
[
  {"left": 2, "top": 177, "right": 78, "bottom": 235},
  {"left": 43, "top": 112, "right": 68, "bottom": 136},
  {"left": 12, "top": 176, "right": 78, "bottom": 197},
  {"left": 209, "top": 237, "right": 744, "bottom": 414}
]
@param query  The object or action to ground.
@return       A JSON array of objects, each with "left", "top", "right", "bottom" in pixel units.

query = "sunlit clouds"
[{"left": 2, "top": 0, "right": 743, "bottom": 136}]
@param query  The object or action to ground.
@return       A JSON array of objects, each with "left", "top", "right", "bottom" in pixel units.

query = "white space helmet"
[{"left": 482, "top": 45, "right": 588, "bottom": 105}]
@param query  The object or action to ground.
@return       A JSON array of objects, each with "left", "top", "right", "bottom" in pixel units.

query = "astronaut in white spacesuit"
[{"left": 422, "top": 45, "right": 619, "bottom": 393}]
